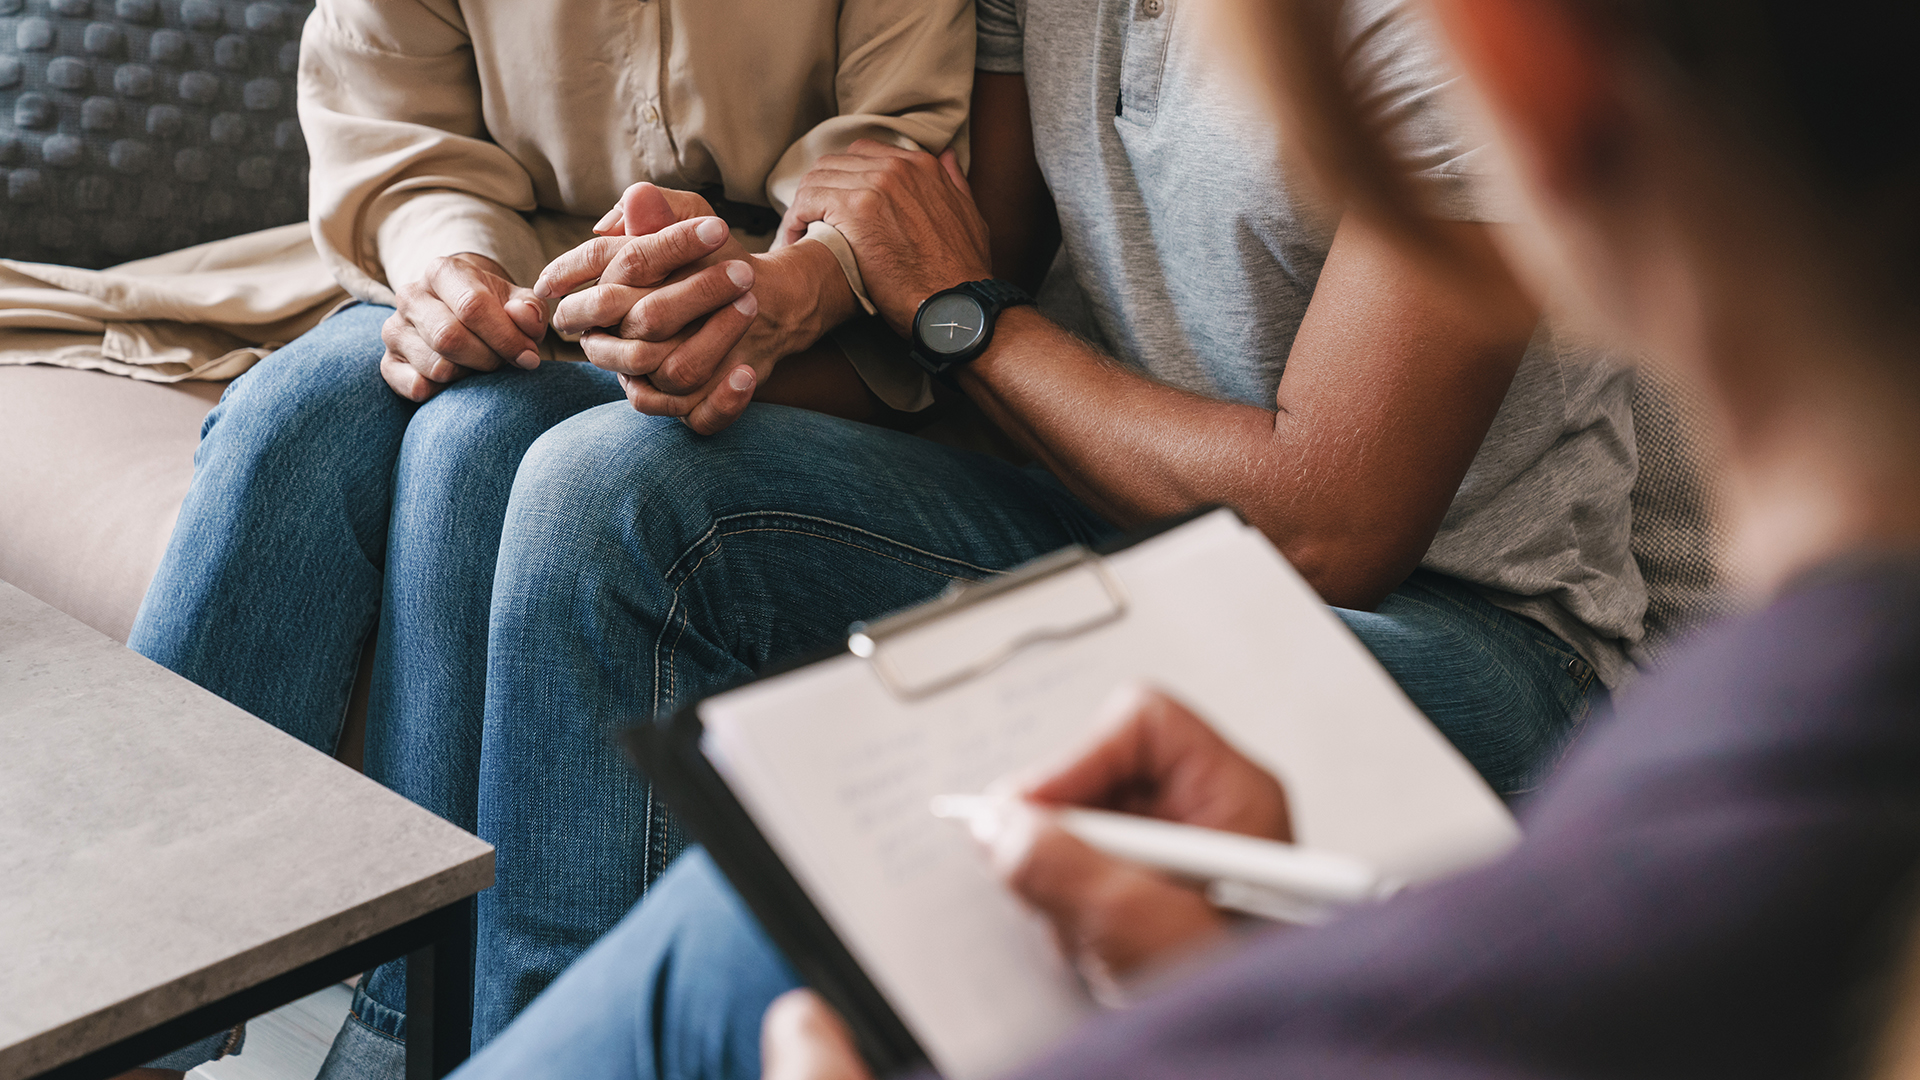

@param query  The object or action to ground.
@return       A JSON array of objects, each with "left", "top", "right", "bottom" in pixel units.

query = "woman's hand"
[
  {"left": 976, "top": 684, "right": 1293, "bottom": 1000},
  {"left": 761, "top": 990, "right": 873, "bottom": 1080},
  {"left": 379, "top": 253, "right": 549, "bottom": 402},
  {"left": 537, "top": 183, "right": 860, "bottom": 435}
]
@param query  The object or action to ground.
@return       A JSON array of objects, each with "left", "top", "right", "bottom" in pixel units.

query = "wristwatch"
[{"left": 908, "top": 279, "right": 1034, "bottom": 377}]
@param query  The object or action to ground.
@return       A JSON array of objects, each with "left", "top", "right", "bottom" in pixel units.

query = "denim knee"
[{"left": 450, "top": 849, "right": 798, "bottom": 1080}]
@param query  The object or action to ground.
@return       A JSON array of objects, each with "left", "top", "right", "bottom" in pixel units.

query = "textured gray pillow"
[{"left": 0, "top": 0, "right": 312, "bottom": 269}]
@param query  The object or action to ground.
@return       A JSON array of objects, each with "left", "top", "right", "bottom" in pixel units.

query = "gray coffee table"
[{"left": 0, "top": 582, "right": 494, "bottom": 1080}]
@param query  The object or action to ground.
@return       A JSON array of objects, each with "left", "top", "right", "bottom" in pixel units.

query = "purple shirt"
[{"left": 1007, "top": 557, "right": 1920, "bottom": 1079}]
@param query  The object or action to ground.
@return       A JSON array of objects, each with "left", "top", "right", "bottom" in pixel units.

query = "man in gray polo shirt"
[{"left": 450, "top": 0, "right": 1646, "bottom": 1059}]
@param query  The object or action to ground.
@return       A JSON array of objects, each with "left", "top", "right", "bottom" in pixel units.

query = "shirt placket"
[
  {"left": 1115, "top": 0, "right": 1174, "bottom": 124},
  {"left": 629, "top": 0, "right": 675, "bottom": 178}
]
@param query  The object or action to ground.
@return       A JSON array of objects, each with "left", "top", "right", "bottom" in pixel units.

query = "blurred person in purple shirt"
[
  {"left": 756, "top": 0, "right": 1920, "bottom": 1077},
  {"left": 446, "top": 0, "right": 1920, "bottom": 1075}
]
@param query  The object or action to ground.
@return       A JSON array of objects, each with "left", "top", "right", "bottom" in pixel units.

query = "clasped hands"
[
  {"left": 379, "top": 141, "right": 992, "bottom": 432},
  {"left": 764, "top": 684, "right": 1295, "bottom": 1080},
  {"left": 379, "top": 183, "right": 845, "bottom": 433}
]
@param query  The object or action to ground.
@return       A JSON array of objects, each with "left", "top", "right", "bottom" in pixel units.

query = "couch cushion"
[
  {"left": 0, "top": 362, "right": 217, "bottom": 640},
  {"left": 0, "top": 0, "right": 313, "bottom": 268}
]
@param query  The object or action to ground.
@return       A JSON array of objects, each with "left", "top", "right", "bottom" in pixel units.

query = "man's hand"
[
  {"left": 784, "top": 140, "right": 991, "bottom": 338},
  {"left": 380, "top": 253, "right": 548, "bottom": 402},
  {"left": 760, "top": 991, "right": 872, "bottom": 1080},
  {"left": 538, "top": 182, "right": 859, "bottom": 435},
  {"left": 975, "top": 684, "right": 1293, "bottom": 1000}
]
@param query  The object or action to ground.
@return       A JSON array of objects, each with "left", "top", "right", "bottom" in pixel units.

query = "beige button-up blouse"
[{"left": 301, "top": 0, "right": 974, "bottom": 302}]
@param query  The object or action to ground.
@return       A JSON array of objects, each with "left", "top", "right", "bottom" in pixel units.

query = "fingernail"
[
  {"left": 429, "top": 360, "right": 455, "bottom": 382},
  {"left": 533, "top": 278, "right": 556, "bottom": 301},
  {"left": 515, "top": 350, "right": 540, "bottom": 370},
  {"left": 695, "top": 217, "right": 727, "bottom": 245},
  {"left": 727, "top": 366, "right": 755, "bottom": 392},
  {"left": 732, "top": 292, "right": 758, "bottom": 317},
  {"left": 724, "top": 260, "right": 754, "bottom": 289},
  {"left": 593, "top": 206, "right": 623, "bottom": 233}
]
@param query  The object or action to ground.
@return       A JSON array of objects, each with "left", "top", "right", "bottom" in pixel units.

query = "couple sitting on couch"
[{"left": 130, "top": 0, "right": 1652, "bottom": 1075}]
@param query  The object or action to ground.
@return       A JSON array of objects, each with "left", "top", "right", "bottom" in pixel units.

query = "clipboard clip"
[{"left": 847, "top": 545, "right": 1129, "bottom": 701}]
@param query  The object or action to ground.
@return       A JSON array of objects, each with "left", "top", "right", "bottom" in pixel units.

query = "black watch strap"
[
  {"left": 910, "top": 278, "right": 1034, "bottom": 377},
  {"left": 960, "top": 278, "right": 1033, "bottom": 312}
]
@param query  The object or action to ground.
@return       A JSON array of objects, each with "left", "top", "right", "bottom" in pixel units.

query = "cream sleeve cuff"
[
  {"left": 801, "top": 219, "right": 876, "bottom": 315},
  {"left": 800, "top": 219, "right": 935, "bottom": 413}
]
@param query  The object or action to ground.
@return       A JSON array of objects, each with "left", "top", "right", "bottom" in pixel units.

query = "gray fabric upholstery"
[
  {"left": 1628, "top": 364, "right": 1746, "bottom": 661},
  {"left": 0, "top": 0, "right": 312, "bottom": 269}
]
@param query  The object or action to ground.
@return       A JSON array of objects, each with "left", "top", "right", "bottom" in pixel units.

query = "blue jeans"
[
  {"left": 376, "top": 400, "right": 1602, "bottom": 1077},
  {"left": 128, "top": 304, "right": 623, "bottom": 1069}
]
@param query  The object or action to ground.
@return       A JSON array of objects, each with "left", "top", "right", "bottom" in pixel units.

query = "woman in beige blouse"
[{"left": 123, "top": 1, "right": 970, "bottom": 1075}]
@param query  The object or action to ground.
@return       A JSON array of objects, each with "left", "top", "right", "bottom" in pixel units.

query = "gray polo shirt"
[{"left": 978, "top": 0, "right": 1647, "bottom": 685}]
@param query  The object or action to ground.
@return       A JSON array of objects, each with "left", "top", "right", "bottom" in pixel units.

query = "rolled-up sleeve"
[
  {"left": 762, "top": 0, "right": 975, "bottom": 215},
  {"left": 298, "top": 0, "right": 544, "bottom": 304}
]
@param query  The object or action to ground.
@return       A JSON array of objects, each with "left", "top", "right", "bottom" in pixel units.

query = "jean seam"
[
  {"left": 662, "top": 511, "right": 1003, "bottom": 582},
  {"left": 654, "top": 521, "right": 979, "bottom": 717}
]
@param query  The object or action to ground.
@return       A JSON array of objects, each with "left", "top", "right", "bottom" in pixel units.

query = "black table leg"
[{"left": 405, "top": 896, "right": 475, "bottom": 1080}]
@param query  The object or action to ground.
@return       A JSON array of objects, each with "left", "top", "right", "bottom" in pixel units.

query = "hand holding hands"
[
  {"left": 538, "top": 182, "right": 860, "bottom": 435},
  {"left": 380, "top": 253, "right": 549, "bottom": 402},
  {"left": 784, "top": 140, "right": 991, "bottom": 338},
  {"left": 536, "top": 183, "right": 763, "bottom": 434},
  {"left": 974, "top": 684, "right": 1293, "bottom": 998}
]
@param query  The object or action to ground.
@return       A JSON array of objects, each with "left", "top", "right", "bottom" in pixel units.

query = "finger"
[
  {"left": 593, "top": 204, "right": 625, "bottom": 235},
  {"left": 425, "top": 260, "right": 541, "bottom": 368},
  {"left": 384, "top": 315, "right": 466, "bottom": 384},
  {"left": 682, "top": 365, "right": 758, "bottom": 437},
  {"left": 598, "top": 216, "right": 732, "bottom": 289},
  {"left": 609, "top": 292, "right": 757, "bottom": 412},
  {"left": 844, "top": 137, "right": 921, "bottom": 161},
  {"left": 555, "top": 283, "right": 656, "bottom": 338},
  {"left": 1025, "top": 684, "right": 1293, "bottom": 841},
  {"left": 619, "top": 261, "right": 754, "bottom": 347},
  {"left": 581, "top": 329, "right": 679, "bottom": 378},
  {"left": 939, "top": 147, "right": 973, "bottom": 199},
  {"left": 504, "top": 288, "right": 549, "bottom": 359},
  {"left": 775, "top": 206, "right": 809, "bottom": 250},
  {"left": 991, "top": 810, "right": 1225, "bottom": 985},
  {"left": 379, "top": 355, "right": 444, "bottom": 403},
  {"left": 535, "top": 236, "right": 636, "bottom": 302},
  {"left": 1021, "top": 682, "right": 1165, "bottom": 809},
  {"left": 618, "top": 181, "right": 681, "bottom": 237},
  {"left": 761, "top": 990, "right": 872, "bottom": 1080},
  {"left": 645, "top": 289, "right": 757, "bottom": 396}
]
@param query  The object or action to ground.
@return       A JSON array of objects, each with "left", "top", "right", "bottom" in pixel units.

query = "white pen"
[{"left": 931, "top": 793, "right": 1403, "bottom": 926}]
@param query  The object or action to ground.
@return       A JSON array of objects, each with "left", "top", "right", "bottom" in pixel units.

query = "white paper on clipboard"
[{"left": 699, "top": 508, "right": 1519, "bottom": 1080}]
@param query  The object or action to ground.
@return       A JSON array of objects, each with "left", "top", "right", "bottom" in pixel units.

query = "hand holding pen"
[{"left": 936, "top": 683, "right": 1312, "bottom": 1003}]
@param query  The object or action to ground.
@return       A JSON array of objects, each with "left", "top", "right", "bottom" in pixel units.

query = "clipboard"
[
  {"left": 623, "top": 506, "right": 1518, "bottom": 1080},
  {"left": 622, "top": 508, "right": 1216, "bottom": 1075}
]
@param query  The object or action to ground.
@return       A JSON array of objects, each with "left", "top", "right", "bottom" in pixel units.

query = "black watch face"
[{"left": 918, "top": 292, "right": 989, "bottom": 356}]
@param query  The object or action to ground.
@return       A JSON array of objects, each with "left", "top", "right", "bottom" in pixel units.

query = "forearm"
[{"left": 959, "top": 310, "right": 1450, "bottom": 609}]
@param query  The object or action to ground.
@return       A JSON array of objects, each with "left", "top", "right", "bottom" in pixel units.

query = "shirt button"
[
  {"left": 1141, "top": 0, "right": 1163, "bottom": 15},
  {"left": 642, "top": 105, "right": 661, "bottom": 125}
]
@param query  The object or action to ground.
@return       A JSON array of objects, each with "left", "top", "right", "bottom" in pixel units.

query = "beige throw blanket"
[{"left": 0, "top": 224, "right": 350, "bottom": 383}]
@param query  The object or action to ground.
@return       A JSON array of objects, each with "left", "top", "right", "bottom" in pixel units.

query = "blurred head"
[{"left": 1226, "top": 0, "right": 1920, "bottom": 380}]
